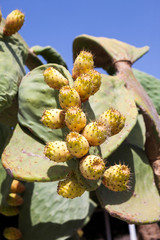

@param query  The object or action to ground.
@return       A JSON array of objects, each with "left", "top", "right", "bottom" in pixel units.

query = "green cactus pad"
[
  {"left": 84, "top": 74, "right": 138, "bottom": 159},
  {"left": 96, "top": 142, "right": 160, "bottom": 224},
  {"left": 18, "top": 64, "right": 73, "bottom": 144},
  {"left": 31, "top": 45, "right": 67, "bottom": 69},
  {"left": 0, "top": 19, "right": 28, "bottom": 113},
  {"left": 73, "top": 34, "right": 149, "bottom": 72},
  {"left": 19, "top": 182, "right": 90, "bottom": 240},
  {"left": 133, "top": 69, "right": 160, "bottom": 114},
  {"left": 2, "top": 124, "right": 70, "bottom": 182}
]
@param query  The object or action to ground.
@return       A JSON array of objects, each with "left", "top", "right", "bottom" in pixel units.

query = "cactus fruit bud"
[
  {"left": 43, "top": 67, "right": 69, "bottom": 90},
  {"left": 57, "top": 172, "right": 86, "bottom": 199},
  {"left": 98, "top": 108, "right": 126, "bottom": 135},
  {"left": 7, "top": 193, "right": 24, "bottom": 207},
  {"left": 72, "top": 51, "right": 94, "bottom": 80},
  {"left": 41, "top": 109, "right": 65, "bottom": 129},
  {"left": 65, "top": 107, "right": 87, "bottom": 132},
  {"left": 66, "top": 132, "right": 89, "bottom": 158},
  {"left": 59, "top": 86, "right": 81, "bottom": 110},
  {"left": 73, "top": 74, "right": 93, "bottom": 102},
  {"left": 44, "top": 141, "right": 73, "bottom": 162},
  {"left": 0, "top": 206, "right": 20, "bottom": 216},
  {"left": 82, "top": 121, "right": 110, "bottom": 146},
  {"left": 10, "top": 180, "right": 25, "bottom": 193},
  {"left": 102, "top": 164, "right": 131, "bottom": 192},
  {"left": 3, "top": 227, "right": 22, "bottom": 240},
  {"left": 3, "top": 10, "right": 25, "bottom": 36},
  {"left": 80, "top": 155, "right": 105, "bottom": 180}
]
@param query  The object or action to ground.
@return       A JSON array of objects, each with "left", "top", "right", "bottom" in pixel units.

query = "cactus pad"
[
  {"left": 96, "top": 143, "right": 160, "bottom": 224},
  {"left": 2, "top": 124, "right": 70, "bottom": 181}
]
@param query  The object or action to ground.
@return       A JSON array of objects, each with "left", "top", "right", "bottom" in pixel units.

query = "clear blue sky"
[{"left": 1, "top": 0, "right": 160, "bottom": 79}]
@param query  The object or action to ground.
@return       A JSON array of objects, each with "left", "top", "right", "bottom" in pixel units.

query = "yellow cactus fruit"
[
  {"left": 44, "top": 141, "right": 73, "bottom": 162},
  {"left": 98, "top": 108, "right": 126, "bottom": 135},
  {"left": 102, "top": 164, "right": 131, "bottom": 192},
  {"left": 65, "top": 106, "right": 87, "bottom": 132},
  {"left": 66, "top": 132, "right": 89, "bottom": 158},
  {"left": 59, "top": 85, "right": 81, "bottom": 110},
  {"left": 0, "top": 205, "right": 20, "bottom": 216},
  {"left": 73, "top": 74, "right": 93, "bottom": 102},
  {"left": 3, "top": 10, "right": 25, "bottom": 36},
  {"left": 86, "top": 69, "right": 102, "bottom": 95},
  {"left": 41, "top": 109, "right": 65, "bottom": 129},
  {"left": 7, "top": 193, "right": 24, "bottom": 207},
  {"left": 10, "top": 180, "right": 25, "bottom": 193},
  {"left": 3, "top": 227, "right": 22, "bottom": 240},
  {"left": 57, "top": 172, "right": 86, "bottom": 199},
  {"left": 82, "top": 121, "right": 110, "bottom": 146},
  {"left": 43, "top": 67, "right": 69, "bottom": 90},
  {"left": 80, "top": 155, "right": 105, "bottom": 180},
  {"left": 72, "top": 51, "right": 94, "bottom": 80}
]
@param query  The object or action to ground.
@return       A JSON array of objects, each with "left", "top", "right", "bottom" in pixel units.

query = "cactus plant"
[{"left": 0, "top": 8, "right": 160, "bottom": 240}]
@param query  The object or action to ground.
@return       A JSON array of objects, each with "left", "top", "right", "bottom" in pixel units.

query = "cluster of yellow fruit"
[
  {"left": 41, "top": 50, "right": 130, "bottom": 199},
  {"left": 0, "top": 180, "right": 25, "bottom": 239}
]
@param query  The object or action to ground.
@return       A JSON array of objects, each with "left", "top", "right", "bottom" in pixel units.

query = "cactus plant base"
[
  {"left": 1, "top": 124, "right": 70, "bottom": 182},
  {"left": 96, "top": 142, "right": 160, "bottom": 224}
]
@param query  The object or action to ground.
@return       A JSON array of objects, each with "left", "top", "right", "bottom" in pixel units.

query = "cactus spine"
[
  {"left": 82, "top": 121, "right": 110, "bottom": 146},
  {"left": 3, "top": 10, "right": 25, "bottom": 36},
  {"left": 44, "top": 141, "right": 73, "bottom": 162},
  {"left": 57, "top": 172, "right": 86, "bottom": 199},
  {"left": 3, "top": 227, "right": 22, "bottom": 240},
  {"left": 72, "top": 51, "right": 94, "bottom": 80},
  {"left": 102, "top": 164, "right": 131, "bottom": 192},
  {"left": 66, "top": 132, "right": 89, "bottom": 158},
  {"left": 43, "top": 67, "right": 69, "bottom": 90},
  {"left": 0, "top": 9, "right": 2, "bottom": 23},
  {"left": 41, "top": 109, "right": 65, "bottom": 129},
  {"left": 80, "top": 155, "right": 105, "bottom": 180},
  {"left": 98, "top": 108, "right": 126, "bottom": 135},
  {"left": 59, "top": 86, "right": 81, "bottom": 110},
  {"left": 65, "top": 106, "right": 87, "bottom": 132}
]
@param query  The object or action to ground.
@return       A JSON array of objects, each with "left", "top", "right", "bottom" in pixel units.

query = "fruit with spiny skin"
[
  {"left": 59, "top": 86, "right": 81, "bottom": 110},
  {"left": 41, "top": 109, "right": 65, "bottom": 129},
  {"left": 65, "top": 106, "right": 87, "bottom": 132},
  {"left": 57, "top": 172, "right": 86, "bottom": 199},
  {"left": 44, "top": 141, "right": 73, "bottom": 162},
  {"left": 3, "top": 227, "right": 22, "bottom": 240},
  {"left": 43, "top": 67, "right": 69, "bottom": 90},
  {"left": 0, "top": 206, "right": 20, "bottom": 216},
  {"left": 82, "top": 121, "right": 110, "bottom": 146},
  {"left": 86, "top": 69, "right": 102, "bottom": 95},
  {"left": 66, "top": 132, "right": 89, "bottom": 158},
  {"left": 72, "top": 51, "right": 94, "bottom": 80},
  {"left": 7, "top": 193, "right": 24, "bottom": 207},
  {"left": 10, "top": 180, "right": 25, "bottom": 193},
  {"left": 3, "top": 10, "right": 25, "bottom": 36},
  {"left": 102, "top": 164, "right": 131, "bottom": 192},
  {"left": 98, "top": 108, "right": 126, "bottom": 135},
  {"left": 73, "top": 74, "right": 93, "bottom": 102},
  {"left": 80, "top": 155, "right": 106, "bottom": 180}
]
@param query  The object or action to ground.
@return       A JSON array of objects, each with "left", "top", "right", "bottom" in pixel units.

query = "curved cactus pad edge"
[
  {"left": 1, "top": 124, "right": 70, "bottom": 182},
  {"left": 73, "top": 34, "right": 149, "bottom": 70},
  {"left": 96, "top": 143, "right": 160, "bottom": 224}
]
